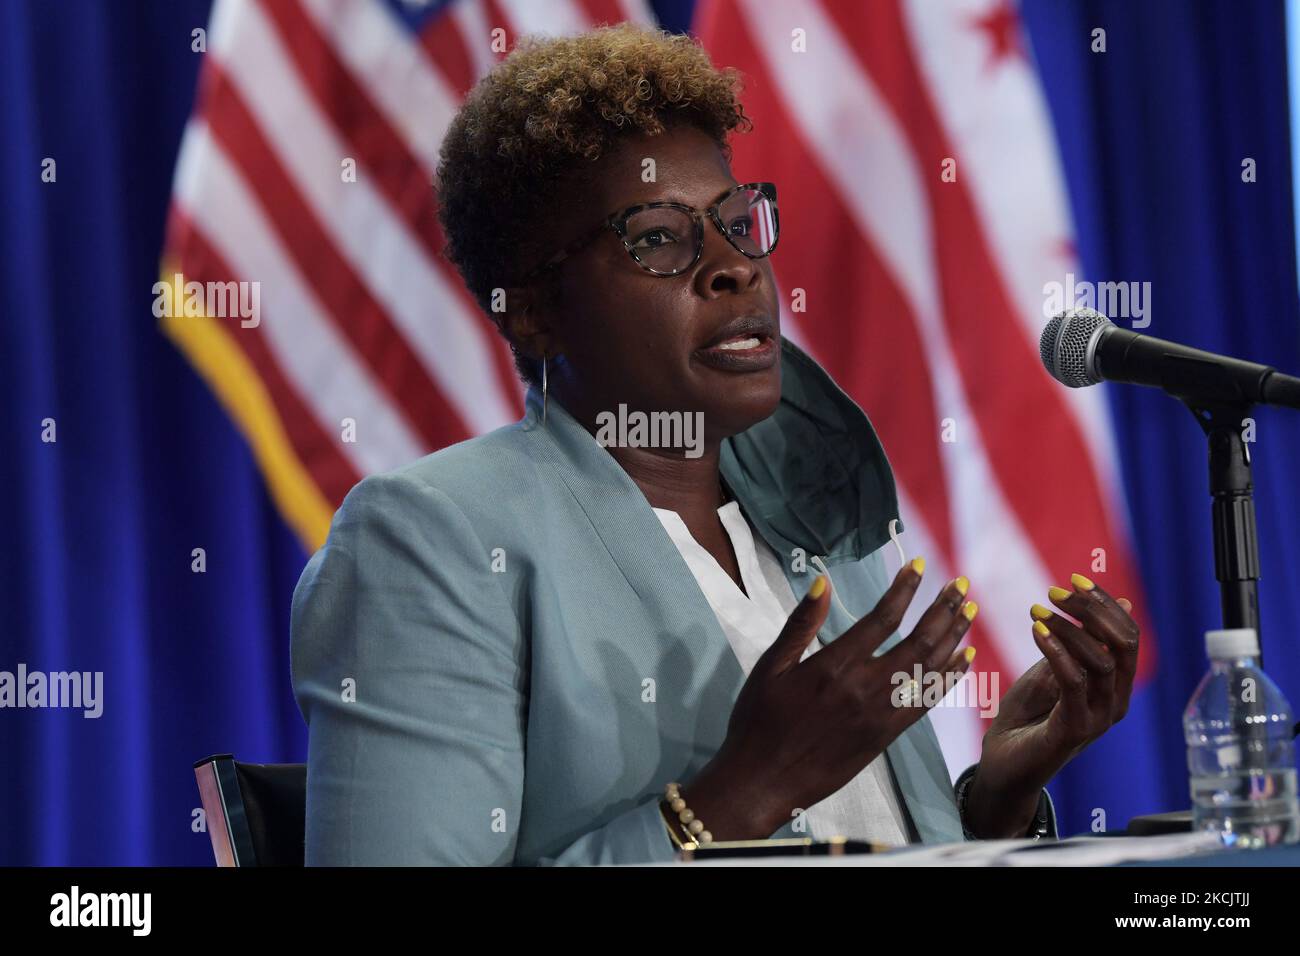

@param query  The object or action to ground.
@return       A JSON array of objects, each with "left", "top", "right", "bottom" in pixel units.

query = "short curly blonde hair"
[{"left": 435, "top": 23, "right": 752, "bottom": 384}]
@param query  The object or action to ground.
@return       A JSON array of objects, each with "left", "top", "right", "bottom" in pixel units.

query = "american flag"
[{"left": 162, "top": 0, "right": 1155, "bottom": 776}]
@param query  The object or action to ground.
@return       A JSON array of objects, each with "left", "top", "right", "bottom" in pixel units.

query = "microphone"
[{"left": 1039, "top": 308, "right": 1300, "bottom": 410}]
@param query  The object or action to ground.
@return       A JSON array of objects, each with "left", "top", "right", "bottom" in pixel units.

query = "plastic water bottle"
[{"left": 1183, "top": 628, "right": 1300, "bottom": 848}]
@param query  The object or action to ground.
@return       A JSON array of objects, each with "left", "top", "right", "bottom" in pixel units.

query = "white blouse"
[{"left": 653, "top": 499, "right": 914, "bottom": 847}]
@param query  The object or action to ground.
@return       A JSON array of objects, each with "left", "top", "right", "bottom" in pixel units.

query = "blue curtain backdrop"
[
  {"left": 0, "top": 0, "right": 307, "bottom": 866},
  {"left": 2, "top": 0, "right": 1297, "bottom": 865}
]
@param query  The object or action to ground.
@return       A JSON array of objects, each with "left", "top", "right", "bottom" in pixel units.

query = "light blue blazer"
[{"left": 291, "top": 338, "right": 980, "bottom": 865}]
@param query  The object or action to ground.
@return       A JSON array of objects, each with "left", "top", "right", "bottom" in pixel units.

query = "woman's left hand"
[{"left": 963, "top": 573, "right": 1141, "bottom": 839}]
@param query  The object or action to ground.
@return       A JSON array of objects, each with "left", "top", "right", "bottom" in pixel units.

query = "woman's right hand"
[{"left": 677, "top": 560, "right": 976, "bottom": 842}]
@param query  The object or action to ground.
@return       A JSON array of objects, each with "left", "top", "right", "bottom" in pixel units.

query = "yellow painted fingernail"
[
  {"left": 954, "top": 576, "right": 969, "bottom": 596},
  {"left": 1030, "top": 603, "right": 1053, "bottom": 621},
  {"left": 962, "top": 601, "right": 978, "bottom": 622},
  {"left": 1047, "top": 586, "right": 1071, "bottom": 603},
  {"left": 963, "top": 646, "right": 977, "bottom": 663},
  {"left": 808, "top": 575, "right": 827, "bottom": 599},
  {"left": 910, "top": 556, "right": 926, "bottom": 575},
  {"left": 1071, "top": 572, "right": 1095, "bottom": 591},
  {"left": 1033, "top": 620, "right": 1050, "bottom": 638}
]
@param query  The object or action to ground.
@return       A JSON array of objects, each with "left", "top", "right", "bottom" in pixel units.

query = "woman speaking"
[{"left": 290, "top": 23, "right": 1141, "bottom": 865}]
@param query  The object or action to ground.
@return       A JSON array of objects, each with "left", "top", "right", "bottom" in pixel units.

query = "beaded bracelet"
[
  {"left": 662, "top": 781, "right": 713, "bottom": 849},
  {"left": 658, "top": 802, "right": 691, "bottom": 851}
]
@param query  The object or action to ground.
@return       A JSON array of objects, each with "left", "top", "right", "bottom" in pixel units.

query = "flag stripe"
[
  {"left": 173, "top": 119, "right": 427, "bottom": 476},
  {"left": 480, "top": 0, "right": 514, "bottom": 54},
  {"left": 496, "top": 0, "right": 589, "bottom": 35},
  {"left": 165, "top": 212, "right": 361, "bottom": 516},
  {"left": 449, "top": 0, "right": 507, "bottom": 79},
  {"left": 577, "top": 0, "right": 630, "bottom": 27},
  {"left": 419, "top": 2, "right": 477, "bottom": 96},
  {"left": 616, "top": 0, "right": 656, "bottom": 23}
]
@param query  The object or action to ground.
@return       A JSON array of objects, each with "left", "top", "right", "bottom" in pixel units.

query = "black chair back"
[{"left": 194, "top": 754, "right": 306, "bottom": 866}]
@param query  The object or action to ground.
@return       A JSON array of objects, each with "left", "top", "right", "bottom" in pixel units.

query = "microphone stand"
[
  {"left": 1179, "top": 399, "right": 1262, "bottom": 658},
  {"left": 1128, "top": 397, "right": 1285, "bottom": 835},
  {"left": 1181, "top": 399, "right": 1277, "bottom": 761}
]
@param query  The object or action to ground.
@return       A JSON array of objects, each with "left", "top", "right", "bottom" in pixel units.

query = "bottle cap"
[{"left": 1205, "top": 628, "right": 1260, "bottom": 660}]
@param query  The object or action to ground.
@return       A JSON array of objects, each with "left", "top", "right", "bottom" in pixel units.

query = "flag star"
[{"left": 969, "top": 0, "right": 1027, "bottom": 71}]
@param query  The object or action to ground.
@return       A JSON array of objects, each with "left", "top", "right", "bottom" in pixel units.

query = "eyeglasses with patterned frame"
[{"left": 520, "top": 181, "right": 779, "bottom": 281}]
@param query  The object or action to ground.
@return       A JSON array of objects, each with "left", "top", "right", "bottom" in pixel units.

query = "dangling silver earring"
[{"left": 541, "top": 354, "right": 548, "bottom": 425}]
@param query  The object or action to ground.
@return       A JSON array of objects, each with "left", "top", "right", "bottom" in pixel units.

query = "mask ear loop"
[
  {"left": 808, "top": 519, "right": 909, "bottom": 627},
  {"left": 808, "top": 554, "right": 853, "bottom": 621},
  {"left": 888, "top": 519, "right": 907, "bottom": 573}
]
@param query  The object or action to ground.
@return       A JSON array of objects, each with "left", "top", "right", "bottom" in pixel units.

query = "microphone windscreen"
[{"left": 1040, "top": 307, "right": 1112, "bottom": 387}]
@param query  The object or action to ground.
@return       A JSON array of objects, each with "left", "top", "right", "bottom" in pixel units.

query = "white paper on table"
[
  {"left": 996, "top": 831, "right": 1225, "bottom": 867},
  {"left": 648, "top": 831, "right": 1227, "bottom": 867}
]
